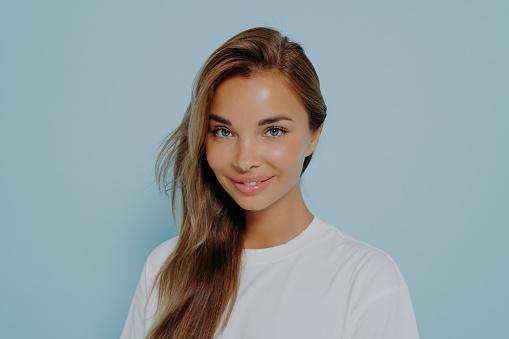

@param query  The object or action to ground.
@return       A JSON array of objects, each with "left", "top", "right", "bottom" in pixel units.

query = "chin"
[
  {"left": 233, "top": 200, "right": 267, "bottom": 212},
  {"left": 231, "top": 196, "right": 273, "bottom": 212}
]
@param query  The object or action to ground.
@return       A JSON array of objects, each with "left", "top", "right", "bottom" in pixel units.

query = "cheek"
[
  {"left": 263, "top": 138, "right": 310, "bottom": 170},
  {"left": 205, "top": 141, "right": 228, "bottom": 173}
]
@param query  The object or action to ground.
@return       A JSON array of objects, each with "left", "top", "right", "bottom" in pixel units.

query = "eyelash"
[
  {"left": 210, "top": 126, "right": 287, "bottom": 139},
  {"left": 211, "top": 127, "right": 232, "bottom": 138},
  {"left": 264, "top": 127, "right": 287, "bottom": 138}
]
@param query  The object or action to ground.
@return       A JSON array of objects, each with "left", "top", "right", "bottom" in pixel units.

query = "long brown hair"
[{"left": 151, "top": 27, "right": 327, "bottom": 339}]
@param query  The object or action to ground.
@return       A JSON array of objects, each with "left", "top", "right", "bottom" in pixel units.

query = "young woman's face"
[{"left": 206, "top": 72, "right": 321, "bottom": 211}]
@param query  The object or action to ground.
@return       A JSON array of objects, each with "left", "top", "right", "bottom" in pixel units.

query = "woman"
[{"left": 121, "top": 27, "right": 419, "bottom": 339}]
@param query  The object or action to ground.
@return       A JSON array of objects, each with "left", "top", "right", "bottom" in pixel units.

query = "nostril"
[
  {"left": 233, "top": 144, "right": 259, "bottom": 171},
  {"left": 234, "top": 156, "right": 260, "bottom": 172}
]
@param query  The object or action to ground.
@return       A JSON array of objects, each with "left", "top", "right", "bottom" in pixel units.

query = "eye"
[
  {"left": 212, "top": 127, "right": 232, "bottom": 138},
  {"left": 264, "top": 127, "right": 286, "bottom": 137}
]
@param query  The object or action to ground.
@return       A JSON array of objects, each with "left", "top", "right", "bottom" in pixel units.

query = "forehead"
[{"left": 210, "top": 73, "right": 308, "bottom": 124}]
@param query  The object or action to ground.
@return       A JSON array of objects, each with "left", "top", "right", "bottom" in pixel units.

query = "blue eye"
[
  {"left": 214, "top": 128, "right": 231, "bottom": 137},
  {"left": 220, "top": 129, "right": 231, "bottom": 137},
  {"left": 265, "top": 127, "right": 284, "bottom": 137}
]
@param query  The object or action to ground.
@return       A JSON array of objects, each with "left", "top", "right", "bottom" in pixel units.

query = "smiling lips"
[{"left": 231, "top": 175, "right": 274, "bottom": 194}]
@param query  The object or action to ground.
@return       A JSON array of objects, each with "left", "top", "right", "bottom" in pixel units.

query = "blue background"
[{"left": 1, "top": 1, "right": 507, "bottom": 338}]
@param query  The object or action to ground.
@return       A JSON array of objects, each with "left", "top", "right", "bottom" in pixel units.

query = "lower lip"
[{"left": 232, "top": 177, "right": 274, "bottom": 195}]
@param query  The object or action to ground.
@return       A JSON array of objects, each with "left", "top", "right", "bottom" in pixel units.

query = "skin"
[{"left": 206, "top": 72, "right": 322, "bottom": 249}]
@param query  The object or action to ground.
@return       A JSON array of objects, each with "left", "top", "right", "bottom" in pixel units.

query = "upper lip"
[{"left": 231, "top": 174, "right": 274, "bottom": 183}]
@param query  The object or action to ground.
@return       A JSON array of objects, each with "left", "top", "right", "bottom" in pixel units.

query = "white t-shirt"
[{"left": 120, "top": 216, "right": 419, "bottom": 339}]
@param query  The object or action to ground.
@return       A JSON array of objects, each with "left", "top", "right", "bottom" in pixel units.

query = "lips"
[{"left": 231, "top": 175, "right": 274, "bottom": 194}]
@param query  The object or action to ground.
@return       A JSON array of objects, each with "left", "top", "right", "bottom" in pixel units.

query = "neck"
[{"left": 243, "top": 183, "right": 314, "bottom": 249}]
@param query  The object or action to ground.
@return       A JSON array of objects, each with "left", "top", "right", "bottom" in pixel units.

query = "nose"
[{"left": 233, "top": 137, "right": 260, "bottom": 172}]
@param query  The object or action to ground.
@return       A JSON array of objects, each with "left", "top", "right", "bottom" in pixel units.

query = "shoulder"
[
  {"left": 314, "top": 218, "right": 408, "bottom": 300},
  {"left": 142, "top": 236, "right": 179, "bottom": 283},
  {"left": 312, "top": 220, "right": 419, "bottom": 337}
]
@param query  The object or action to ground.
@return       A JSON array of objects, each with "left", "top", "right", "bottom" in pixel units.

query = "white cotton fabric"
[{"left": 120, "top": 216, "right": 419, "bottom": 339}]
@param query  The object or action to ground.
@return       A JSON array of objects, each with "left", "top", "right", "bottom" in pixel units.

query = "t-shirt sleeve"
[
  {"left": 352, "top": 287, "right": 419, "bottom": 339},
  {"left": 348, "top": 245, "right": 419, "bottom": 339},
  {"left": 120, "top": 240, "right": 172, "bottom": 339},
  {"left": 120, "top": 254, "right": 154, "bottom": 339}
]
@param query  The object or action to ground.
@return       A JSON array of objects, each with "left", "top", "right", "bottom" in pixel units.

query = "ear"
[{"left": 305, "top": 123, "right": 324, "bottom": 157}]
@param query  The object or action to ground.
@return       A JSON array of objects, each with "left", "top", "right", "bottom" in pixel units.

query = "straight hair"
[{"left": 150, "top": 27, "right": 327, "bottom": 339}]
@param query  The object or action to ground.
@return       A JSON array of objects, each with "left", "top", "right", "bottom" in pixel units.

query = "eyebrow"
[
  {"left": 258, "top": 115, "right": 293, "bottom": 126},
  {"left": 209, "top": 114, "right": 293, "bottom": 126},
  {"left": 209, "top": 114, "right": 231, "bottom": 125}
]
